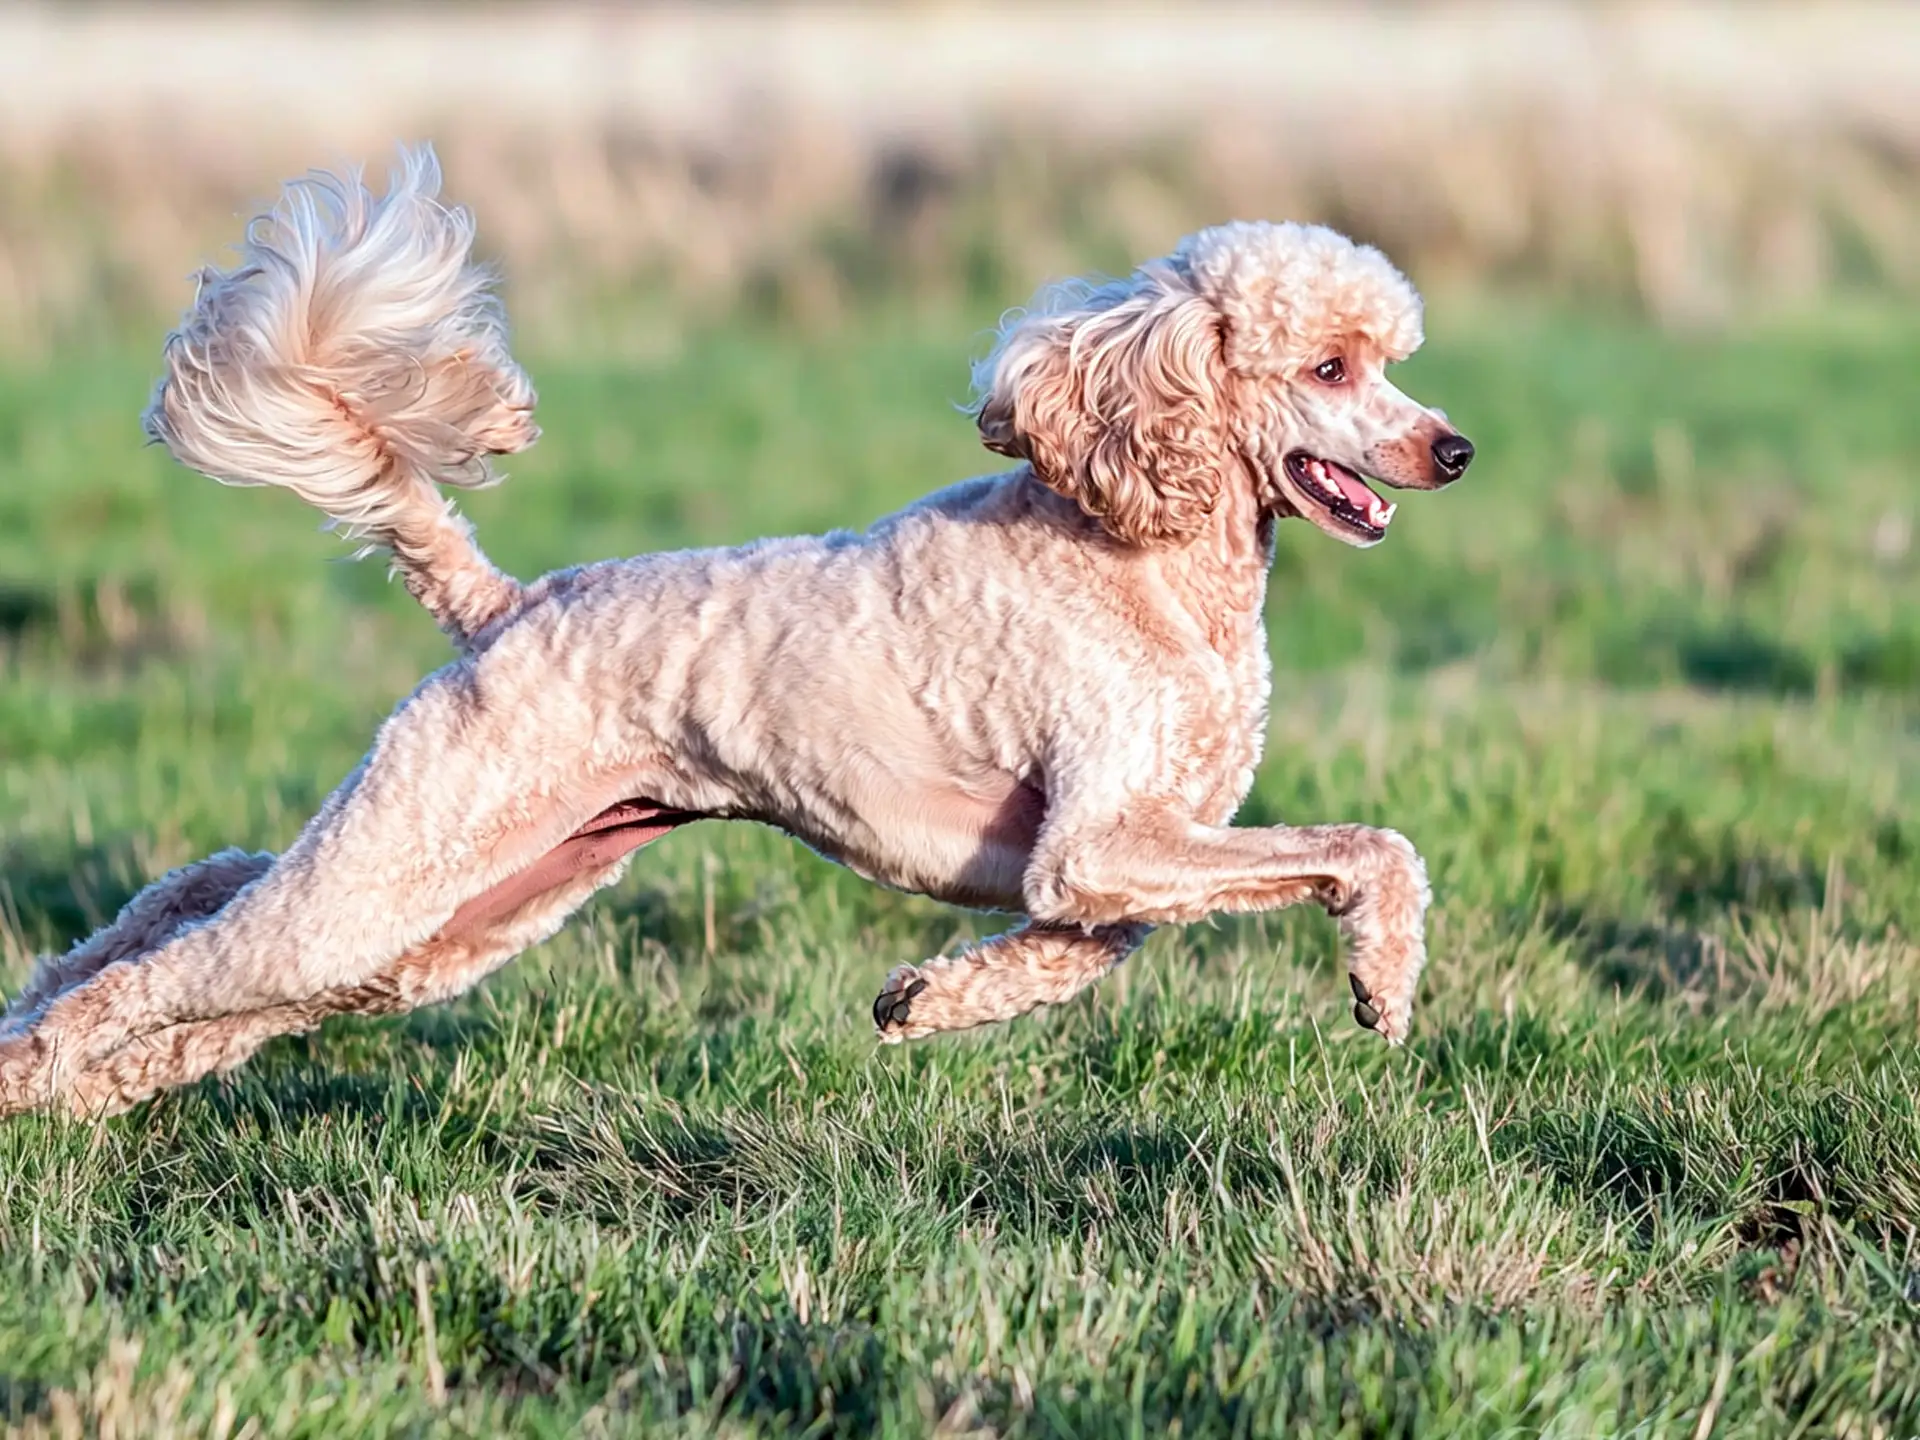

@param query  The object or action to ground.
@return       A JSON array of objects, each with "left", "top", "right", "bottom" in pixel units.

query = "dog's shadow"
[{"left": 191, "top": 1059, "right": 447, "bottom": 1135}]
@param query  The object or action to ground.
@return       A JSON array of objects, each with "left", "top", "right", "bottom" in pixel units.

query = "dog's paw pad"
[{"left": 872, "top": 971, "right": 931, "bottom": 1042}]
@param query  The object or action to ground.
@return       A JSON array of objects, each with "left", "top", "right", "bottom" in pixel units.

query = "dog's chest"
[
  {"left": 1132, "top": 528, "right": 1279, "bottom": 826},
  {"left": 1198, "top": 641, "right": 1274, "bottom": 829},
  {"left": 1171, "top": 629, "right": 1272, "bottom": 826}
]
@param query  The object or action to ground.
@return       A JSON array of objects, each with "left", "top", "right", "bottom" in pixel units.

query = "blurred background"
[{"left": 3, "top": 0, "right": 1920, "bottom": 349}]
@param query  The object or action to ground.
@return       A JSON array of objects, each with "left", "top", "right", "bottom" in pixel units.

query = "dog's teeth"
[{"left": 1380, "top": 501, "right": 1396, "bottom": 524}]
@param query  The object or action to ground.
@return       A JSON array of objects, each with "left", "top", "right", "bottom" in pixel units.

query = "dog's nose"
[{"left": 1431, "top": 433, "right": 1475, "bottom": 480}]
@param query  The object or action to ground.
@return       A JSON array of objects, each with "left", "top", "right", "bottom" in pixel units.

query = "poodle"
[{"left": 0, "top": 146, "right": 1473, "bottom": 1117}]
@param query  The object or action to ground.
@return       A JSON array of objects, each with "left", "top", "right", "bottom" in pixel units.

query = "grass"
[{"left": 1, "top": 300, "right": 1918, "bottom": 1437}]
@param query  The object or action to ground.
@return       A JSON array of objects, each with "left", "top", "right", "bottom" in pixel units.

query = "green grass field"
[{"left": 1, "top": 303, "right": 1918, "bottom": 1437}]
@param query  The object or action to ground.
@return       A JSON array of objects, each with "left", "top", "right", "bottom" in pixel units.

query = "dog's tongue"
[
  {"left": 1324, "top": 460, "right": 1378, "bottom": 512},
  {"left": 1308, "top": 457, "right": 1396, "bottom": 528}
]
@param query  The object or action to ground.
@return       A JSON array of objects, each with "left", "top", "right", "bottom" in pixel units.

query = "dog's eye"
[{"left": 1314, "top": 357, "right": 1347, "bottom": 384}]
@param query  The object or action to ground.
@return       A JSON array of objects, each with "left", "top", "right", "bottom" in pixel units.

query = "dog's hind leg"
[
  {"left": 54, "top": 837, "right": 660, "bottom": 1117},
  {"left": 1, "top": 849, "right": 275, "bottom": 1037},
  {"left": 870, "top": 922, "right": 1151, "bottom": 1043},
  {"left": 0, "top": 660, "right": 690, "bottom": 1117}
]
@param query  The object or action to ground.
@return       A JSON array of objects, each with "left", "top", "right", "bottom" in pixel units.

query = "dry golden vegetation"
[{"left": 2, "top": 2, "right": 1920, "bottom": 350}]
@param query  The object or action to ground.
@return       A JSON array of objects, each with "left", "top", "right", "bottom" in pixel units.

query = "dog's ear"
[{"left": 973, "top": 270, "right": 1227, "bottom": 546}]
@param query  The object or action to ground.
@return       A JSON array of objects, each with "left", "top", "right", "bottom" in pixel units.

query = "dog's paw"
[
  {"left": 1338, "top": 830, "right": 1429, "bottom": 1046},
  {"left": 1346, "top": 954, "right": 1419, "bottom": 1045},
  {"left": 1346, "top": 970, "right": 1401, "bottom": 1045},
  {"left": 872, "top": 965, "right": 933, "bottom": 1044}
]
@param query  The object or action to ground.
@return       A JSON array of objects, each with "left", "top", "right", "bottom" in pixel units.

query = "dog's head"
[{"left": 972, "top": 221, "right": 1471, "bottom": 548}]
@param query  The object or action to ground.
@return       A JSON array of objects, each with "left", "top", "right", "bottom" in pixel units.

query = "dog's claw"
[
  {"left": 1353, "top": 999, "right": 1382, "bottom": 1032},
  {"left": 1348, "top": 973, "right": 1373, "bottom": 1005},
  {"left": 873, "top": 974, "right": 930, "bottom": 1038}
]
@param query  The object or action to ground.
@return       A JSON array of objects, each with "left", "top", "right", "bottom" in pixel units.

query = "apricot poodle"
[{"left": 0, "top": 146, "right": 1473, "bottom": 1117}]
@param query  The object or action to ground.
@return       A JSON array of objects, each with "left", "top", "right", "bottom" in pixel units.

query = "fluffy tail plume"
[{"left": 143, "top": 144, "right": 538, "bottom": 647}]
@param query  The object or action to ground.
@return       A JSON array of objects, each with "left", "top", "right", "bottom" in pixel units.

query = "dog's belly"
[{"left": 764, "top": 775, "right": 1043, "bottom": 912}]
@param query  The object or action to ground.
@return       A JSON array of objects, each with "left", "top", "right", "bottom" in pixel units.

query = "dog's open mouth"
[{"left": 1283, "top": 451, "right": 1396, "bottom": 542}]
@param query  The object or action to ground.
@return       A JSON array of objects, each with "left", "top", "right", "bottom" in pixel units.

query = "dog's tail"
[{"left": 142, "top": 144, "right": 537, "bottom": 648}]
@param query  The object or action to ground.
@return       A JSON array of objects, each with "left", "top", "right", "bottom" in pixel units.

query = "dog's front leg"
[
  {"left": 871, "top": 921, "right": 1150, "bottom": 1043},
  {"left": 1024, "top": 808, "right": 1431, "bottom": 1042}
]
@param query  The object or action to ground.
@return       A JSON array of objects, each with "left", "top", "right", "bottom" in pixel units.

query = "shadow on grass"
[
  {"left": 466, "top": 1297, "right": 891, "bottom": 1430},
  {"left": 1526, "top": 812, "right": 1826, "bottom": 1003},
  {"left": 708, "top": 1315, "right": 888, "bottom": 1434},
  {"left": 1841, "top": 629, "right": 1920, "bottom": 690},
  {"left": 1602, "top": 615, "right": 1920, "bottom": 698},
  {"left": 1643, "top": 810, "right": 1825, "bottom": 919},
  {"left": 505, "top": 1103, "right": 1309, "bottom": 1241},
  {"left": 188, "top": 1061, "right": 439, "bottom": 1133},
  {"left": 0, "top": 574, "right": 184, "bottom": 672},
  {"left": 0, "top": 581, "right": 57, "bottom": 640},
  {"left": 505, "top": 1114, "right": 765, "bottom": 1223},
  {"left": 1506, "top": 1090, "right": 1863, "bottom": 1251},
  {"left": 1542, "top": 905, "right": 1718, "bottom": 1005},
  {"left": 956, "top": 1126, "right": 1228, "bottom": 1231},
  {"left": 0, "top": 1375, "right": 51, "bottom": 1430},
  {"left": 1676, "top": 624, "right": 1817, "bottom": 696}
]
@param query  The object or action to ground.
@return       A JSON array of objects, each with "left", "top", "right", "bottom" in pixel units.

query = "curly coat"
[{"left": 0, "top": 147, "right": 1473, "bottom": 1116}]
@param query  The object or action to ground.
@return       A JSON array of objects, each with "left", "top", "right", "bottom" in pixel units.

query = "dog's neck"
[{"left": 1152, "top": 476, "right": 1275, "bottom": 655}]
